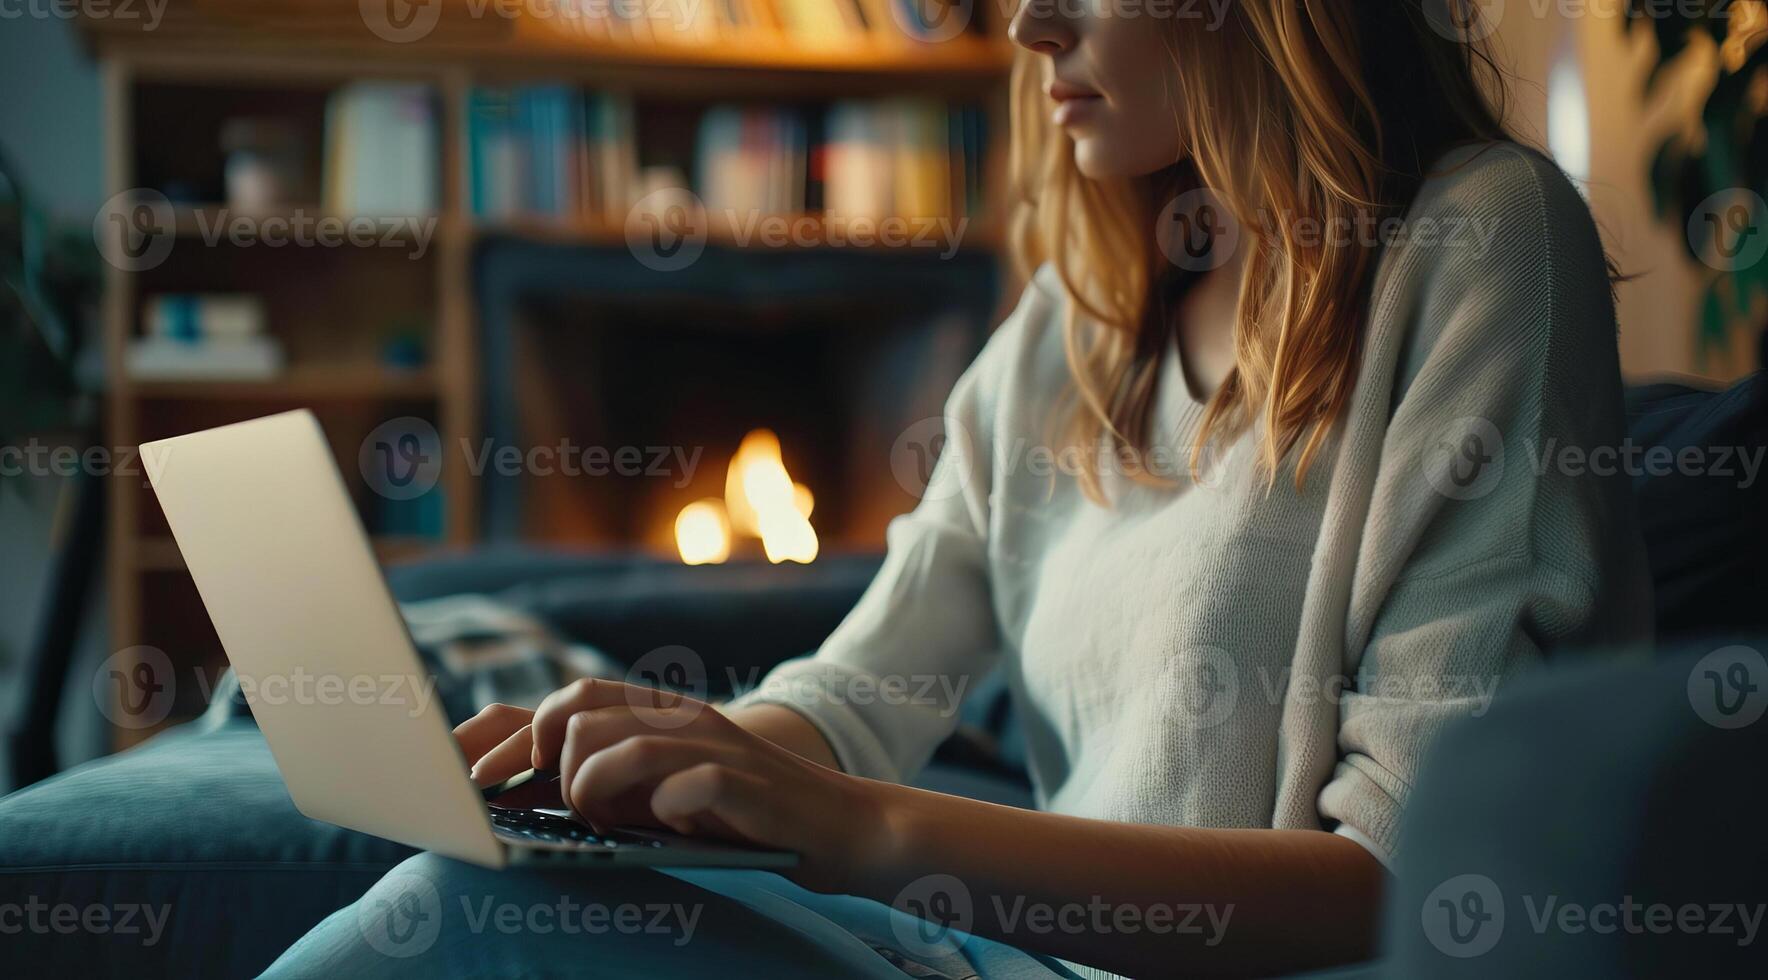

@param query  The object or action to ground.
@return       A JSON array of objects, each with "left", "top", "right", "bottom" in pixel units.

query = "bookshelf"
[{"left": 80, "top": 5, "right": 1014, "bottom": 747}]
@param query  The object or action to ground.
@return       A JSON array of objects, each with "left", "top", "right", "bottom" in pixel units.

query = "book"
[
  {"left": 323, "top": 83, "right": 439, "bottom": 217},
  {"left": 125, "top": 336, "right": 285, "bottom": 381}
]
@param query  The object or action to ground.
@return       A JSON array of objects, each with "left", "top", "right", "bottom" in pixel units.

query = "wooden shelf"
[
  {"left": 126, "top": 366, "right": 438, "bottom": 401},
  {"left": 154, "top": 205, "right": 446, "bottom": 247},
  {"left": 82, "top": 14, "right": 1014, "bottom": 92},
  {"left": 135, "top": 534, "right": 442, "bottom": 572},
  {"left": 475, "top": 213, "right": 1003, "bottom": 252}
]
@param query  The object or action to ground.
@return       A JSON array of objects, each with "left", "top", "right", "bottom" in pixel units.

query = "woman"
[{"left": 271, "top": 1, "right": 1649, "bottom": 976}]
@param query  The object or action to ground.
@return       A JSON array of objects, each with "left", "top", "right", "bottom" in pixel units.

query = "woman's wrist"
[{"left": 834, "top": 776, "right": 923, "bottom": 899}]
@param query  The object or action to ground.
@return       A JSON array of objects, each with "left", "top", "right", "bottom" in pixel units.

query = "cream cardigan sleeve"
[
  {"left": 1318, "top": 145, "right": 1653, "bottom": 858},
  {"left": 722, "top": 274, "right": 1057, "bottom": 783}
]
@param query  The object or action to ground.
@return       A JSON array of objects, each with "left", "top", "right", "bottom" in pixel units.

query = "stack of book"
[
  {"left": 469, "top": 87, "right": 987, "bottom": 226},
  {"left": 322, "top": 82, "right": 441, "bottom": 217},
  {"left": 127, "top": 294, "right": 283, "bottom": 381}
]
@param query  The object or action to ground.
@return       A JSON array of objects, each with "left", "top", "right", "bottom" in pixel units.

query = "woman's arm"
[
  {"left": 725, "top": 703, "right": 838, "bottom": 769},
  {"left": 458, "top": 680, "right": 1383, "bottom": 979},
  {"left": 861, "top": 782, "right": 1386, "bottom": 977}
]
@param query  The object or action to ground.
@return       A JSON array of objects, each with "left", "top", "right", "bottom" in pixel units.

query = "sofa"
[{"left": 2, "top": 375, "right": 1762, "bottom": 977}]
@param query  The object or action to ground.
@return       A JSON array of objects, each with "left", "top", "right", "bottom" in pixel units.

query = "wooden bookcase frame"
[{"left": 88, "top": 26, "right": 1014, "bottom": 748}]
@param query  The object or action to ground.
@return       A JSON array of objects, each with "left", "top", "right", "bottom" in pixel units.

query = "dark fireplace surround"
[{"left": 473, "top": 237, "right": 1002, "bottom": 559}]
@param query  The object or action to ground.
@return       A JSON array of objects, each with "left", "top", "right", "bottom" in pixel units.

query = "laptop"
[{"left": 142, "top": 409, "right": 796, "bottom": 871}]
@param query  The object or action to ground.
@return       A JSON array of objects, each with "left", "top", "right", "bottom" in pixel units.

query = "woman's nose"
[{"left": 1009, "top": 0, "right": 1076, "bottom": 55}]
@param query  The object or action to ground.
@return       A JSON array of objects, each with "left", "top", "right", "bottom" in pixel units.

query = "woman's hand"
[{"left": 452, "top": 680, "right": 894, "bottom": 892}]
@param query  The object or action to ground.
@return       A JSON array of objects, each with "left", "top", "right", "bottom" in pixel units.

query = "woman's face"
[{"left": 1009, "top": 1, "right": 1187, "bottom": 179}]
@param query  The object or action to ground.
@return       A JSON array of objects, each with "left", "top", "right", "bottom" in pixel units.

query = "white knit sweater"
[{"left": 731, "top": 143, "right": 1651, "bottom": 865}]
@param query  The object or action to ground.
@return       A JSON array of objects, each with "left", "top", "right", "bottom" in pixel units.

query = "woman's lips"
[{"left": 1048, "top": 82, "right": 1104, "bottom": 127}]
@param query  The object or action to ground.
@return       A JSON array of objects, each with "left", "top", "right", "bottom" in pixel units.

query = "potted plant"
[{"left": 1627, "top": 1, "right": 1768, "bottom": 369}]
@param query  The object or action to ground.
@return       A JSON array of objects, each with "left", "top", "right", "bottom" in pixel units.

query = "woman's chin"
[{"left": 1071, "top": 136, "right": 1171, "bottom": 181}]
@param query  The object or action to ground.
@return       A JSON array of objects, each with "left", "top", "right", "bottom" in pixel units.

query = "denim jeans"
[{"left": 263, "top": 852, "right": 1083, "bottom": 979}]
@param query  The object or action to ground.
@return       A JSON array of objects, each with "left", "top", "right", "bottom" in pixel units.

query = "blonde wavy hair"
[{"left": 1010, "top": 0, "right": 1509, "bottom": 498}]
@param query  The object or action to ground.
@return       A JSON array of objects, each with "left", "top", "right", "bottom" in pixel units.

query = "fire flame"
[{"left": 675, "top": 429, "right": 817, "bottom": 565}]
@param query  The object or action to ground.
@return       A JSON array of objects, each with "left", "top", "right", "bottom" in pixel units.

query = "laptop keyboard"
[{"left": 488, "top": 807, "right": 665, "bottom": 849}]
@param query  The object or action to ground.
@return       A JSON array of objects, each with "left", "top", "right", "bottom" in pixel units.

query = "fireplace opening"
[{"left": 504, "top": 290, "right": 985, "bottom": 561}]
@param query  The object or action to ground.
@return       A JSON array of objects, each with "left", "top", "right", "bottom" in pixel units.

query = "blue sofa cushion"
[
  {"left": 1624, "top": 374, "right": 1766, "bottom": 643},
  {"left": 0, "top": 718, "right": 414, "bottom": 977}
]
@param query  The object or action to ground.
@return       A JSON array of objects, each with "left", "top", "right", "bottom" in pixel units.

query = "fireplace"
[{"left": 473, "top": 239, "right": 1003, "bottom": 560}]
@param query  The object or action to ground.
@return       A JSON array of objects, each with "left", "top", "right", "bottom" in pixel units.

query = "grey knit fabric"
[{"left": 730, "top": 143, "right": 1652, "bottom": 862}]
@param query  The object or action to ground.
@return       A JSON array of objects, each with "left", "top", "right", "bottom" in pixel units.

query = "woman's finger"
[
  {"left": 529, "top": 678, "right": 664, "bottom": 770},
  {"left": 468, "top": 724, "right": 534, "bottom": 788},
  {"left": 554, "top": 702, "right": 729, "bottom": 791},
  {"left": 649, "top": 762, "right": 780, "bottom": 848},
  {"left": 452, "top": 703, "right": 534, "bottom": 767},
  {"left": 564, "top": 736, "right": 736, "bottom": 828}
]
